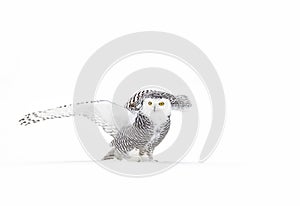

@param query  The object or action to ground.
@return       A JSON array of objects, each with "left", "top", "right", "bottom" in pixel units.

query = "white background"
[{"left": 1, "top": 0, "right": 300, "bottom": 205}]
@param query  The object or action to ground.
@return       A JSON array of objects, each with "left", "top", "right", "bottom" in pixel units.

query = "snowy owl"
[{"left": 19, "top": 89, "right": 192, "bottom": 162}]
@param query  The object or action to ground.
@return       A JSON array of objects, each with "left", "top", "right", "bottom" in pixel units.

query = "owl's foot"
[
  {"left": 124, "top": 155, "right": 143, "bottom": 162},
  {"left": 138, "top": 153, "right": 158, "bottom": 162}
]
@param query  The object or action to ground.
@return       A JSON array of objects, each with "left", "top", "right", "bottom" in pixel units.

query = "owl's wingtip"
[{"left": 173, "top": 95, "right": 192, "bottom": 110}]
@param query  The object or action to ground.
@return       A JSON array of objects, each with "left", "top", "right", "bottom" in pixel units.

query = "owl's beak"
[{"left": 153, "top": 105, "right": 156, "bottom": 112}]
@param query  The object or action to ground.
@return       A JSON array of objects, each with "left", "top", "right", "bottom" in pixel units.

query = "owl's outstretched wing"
[
  {"left": 74, "top": 100, "right": 135, "bottom": 137},
  {"left": 19, "top": 100, "right": 135, "bottom": 138}
]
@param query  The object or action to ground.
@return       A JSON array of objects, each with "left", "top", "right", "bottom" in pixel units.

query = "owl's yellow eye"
[
  {"left": 148, "top": 101, "right": 152, "bottom": 106},
  {"left": 159, "top": 102, "right": 165, "bottom": 106}
]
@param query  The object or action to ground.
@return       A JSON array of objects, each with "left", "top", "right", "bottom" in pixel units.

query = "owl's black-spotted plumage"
[{"left": 108, "top": 112, "right": 171, "bottom": 155}]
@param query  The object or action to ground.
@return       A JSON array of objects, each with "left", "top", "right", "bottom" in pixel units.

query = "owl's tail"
[
  {"left": 18, "top": 100, "right": 100, "bottom": 126},
  {"left": 101, "top": 148, "right": 123, "bottom": 161},
  {"left": 102, "top": 148, "right": 116, "bottom": 160}
]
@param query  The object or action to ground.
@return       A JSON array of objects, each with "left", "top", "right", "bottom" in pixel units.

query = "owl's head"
[{"left": 140, "top": 97, "right": 172, "bottom": 117}]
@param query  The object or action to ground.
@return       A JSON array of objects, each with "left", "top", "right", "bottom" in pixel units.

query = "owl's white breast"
[
  {"left": 149, "top": 110, "right": 168, "bottom": 127},
  {"left": 149, "top": 111, "right": 168, "bottom": 142}
]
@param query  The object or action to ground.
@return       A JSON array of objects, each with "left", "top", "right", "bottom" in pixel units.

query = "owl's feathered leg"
[
  {"left": 138, "top": 148, "right": 146, "bottom": 156},
  {"left": 138, "top": 148, "right": 150, "bottom": 162},
  {"left": 139, "top": 145, "right": 158, "bottom": 162}
]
